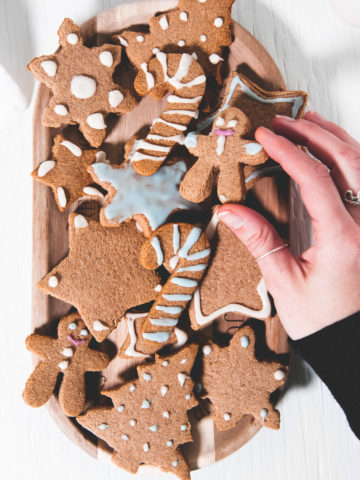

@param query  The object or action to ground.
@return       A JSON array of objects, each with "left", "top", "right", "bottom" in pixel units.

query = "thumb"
[{"left": 217, "top": 204, "right": 297, "bottom": 295}]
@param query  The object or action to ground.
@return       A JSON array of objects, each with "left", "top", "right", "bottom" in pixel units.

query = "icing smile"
[
  {"left": 67, "top": 334, "right": 86, "bottom": 346},
  {"left": 214, "top": 129, "right": 234, "bottom": 137}
]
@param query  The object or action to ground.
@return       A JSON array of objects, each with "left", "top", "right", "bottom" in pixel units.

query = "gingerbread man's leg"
[
  {"left": 59, "top": 367, "right": 86, "bottom": 417},
  {"left": 180, "top": 158, "right": 216, "bottom": 203},
  {"left": 217, "top": 161, "right": 246, "bottom": 203},
  {"left": 23, "top": 361, "right": 59, "bottom": 407}
]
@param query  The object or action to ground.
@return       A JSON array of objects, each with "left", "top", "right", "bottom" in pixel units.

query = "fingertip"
[{"left": 255, "top": 126, "right": 275, "bottom": 143}]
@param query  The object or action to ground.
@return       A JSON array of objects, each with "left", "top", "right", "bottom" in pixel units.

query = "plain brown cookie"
[
  {"left": 23, "top": 312, "right": 109, "bottom": 417},
  {"left": 28, "top": 18, "right": 136, "bottom": 147},
  {"left": 77, "top": 344, "right": 199, "bottom": 480},
  {"left": 201, "top": 325, "right": 287, "bottom": 431},
  {"left": 37, "top": 214, "right": 160, "bottom": 342}
]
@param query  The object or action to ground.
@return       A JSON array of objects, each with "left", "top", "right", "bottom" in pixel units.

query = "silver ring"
[
  {"left": 344, "top": 190, "right": 360, "bottom": 206},
  {"left": 255, "top": 245, "right": 287, "bottom": 262}
]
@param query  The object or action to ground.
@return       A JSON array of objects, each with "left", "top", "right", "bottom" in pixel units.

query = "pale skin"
[{"left": 218, "top": 111, "right": 360, "bottom": 340}]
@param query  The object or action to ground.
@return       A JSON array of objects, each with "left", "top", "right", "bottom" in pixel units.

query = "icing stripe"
[
  {"left": 156, "top": 305, "right": 182, "bottom": 314},
  {"left": 141, "top": 62, "right": 155, "bottom": 90},
  {"left": 147, "top": 133, "right": 185, "bottom": 143},
  {"left": 162, "top": 293, "right": 192, "bottom": 301},
  {"left": 164, "top": 110, "right": 199, "bottom": 118},
  {"left": 178, "top": 227, "right": 202, "bottom": 258},
  {"left": 173, "top": 224, "right": 180, "bottom": 253},
  {"left": 171, "top": 277, "right": 198, "bottom": 288},
  {"left": 151, "top": 237, "right": 163, "bottom": 266},
  {"left": 186, "top": 248, "right": 211, "bottom": 261},
  {"left": 153, "top": 118, "right": 188, "bottom": 131},
  {"left": 134, "top": 139, "right": 172, "bottom": 153},
  {"left": 150, "top": 318, "right": 178, "bottom": 327},
  {"left": 130, "top": 152, "right": 167, "bottom": 162},
  {"left": 143, "top": 331, "right": 172, "bottom": 343},
  {"left": 177, "top": 263, "right": 208, "bottom": 272}
]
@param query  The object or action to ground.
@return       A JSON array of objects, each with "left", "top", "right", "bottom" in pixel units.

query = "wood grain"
[{"left": 32, "top": 0, "right": 288, "bottom": 471}]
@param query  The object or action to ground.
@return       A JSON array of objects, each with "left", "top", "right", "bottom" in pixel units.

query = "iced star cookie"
[
  {"left": 180, "top": 107, "right": 268, "bottom": 204},
  {"left": 31, "top": 135, "right": 105, "bottom": 211},
  {"left": 23, "top": 313, "right": 109, "bottom": 417},
  {"left": 201, "top": 325, "right": 287, "bottom": 430},
  {"left": 88, "top": 160, "right": 195, "bottom": 237},
  {"left": 77, "top": 344, "right": 199, "bottom": 480},
  {"left": 189, "top": 212, "right": 271, "bottom": 330},
  {"left": 115, "top": 0, "right": 235, "bottom": 83},
  {"left": 28, "top": 18, "right": 136, "bottom": 147},
  {"left": 37, "top": 214, "right": 160, "bottom": 342}
]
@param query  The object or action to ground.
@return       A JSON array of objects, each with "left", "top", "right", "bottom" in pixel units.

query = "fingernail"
[
  {"left": 275, "top": 115, "right": 296, "bottom": 121},
  {"left": 217, "top": 211, "right": 244, "bottom": 229}
]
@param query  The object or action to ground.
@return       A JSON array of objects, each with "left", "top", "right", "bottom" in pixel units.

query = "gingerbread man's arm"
[
  {"left": 25, "top": 334, "right": 57, "bottom": 359},
  {"left": 185, "top": 135, "right": 209, "bottom": 158},
  {"left": 240, "top": 141, "right": 268, "bottom": 166},
  {"left": 23, "top": 361, "right": 59, "bottom": 408},
  {"left": 84, "top": 349, "right": 110, "bottom": 371}
]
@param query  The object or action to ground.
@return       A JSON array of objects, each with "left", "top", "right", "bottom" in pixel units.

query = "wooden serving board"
[{"left": 32, "top": 0, "right": 289, "bottom": 472}]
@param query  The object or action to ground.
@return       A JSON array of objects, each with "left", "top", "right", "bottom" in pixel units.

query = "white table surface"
[{"left": 1, "top": 0, "right": 360, "bottom": 479}]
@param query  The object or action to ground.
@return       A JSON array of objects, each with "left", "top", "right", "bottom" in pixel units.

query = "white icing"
[
  {"left": 245, "top": 142, "right": 263, "bottom": 155},
  {"left": 149, "top": 425, "right": 159, "bottom": 432},
  {"left": 161, "top": 386, "right": 168, "bottom": 396},
  {"left": 143, "top": 373, "right": 152, "bottom": 381},
  {"left": 260, "top": 409, "right": 268, "bottom": 420},
  {"left": 152, "top": 48, "right": 160, "bottom": 54},
  {"left": 171, "top": 277, "right": 198, "bottom": 288},
  {"left": 199, "top": 0, "right": 207, "bottom": 2},
  {"left": 216, "top": 135, "right": 226, "bottom": 155},
  {"left": 117, "top": 405, "right": 125, "bottom": 412},
  {"left": 214, "top": 17, "right": 224, "bottom": 27},
  {"left": 142, "top": 399, "right": 150, "bottom": 408},
  {"left": 87, "top": 113, "right": 106, "bottom": 130},
  {"left": 99, "top": 51, "right": 113, "bottom": 67},
  {"left": 180, "top": 424, "right": 187, "bottom": 431},
  {"left": 70, "top": 75, "right": 96, "bottom": 99},
  {"left": 109, "top": 90, "right": 124, "bottom": 107},
  {"left": 187, "top": 248, "right": 211, "bottom": 261},
  {"left": 164, "top": 109, "right": 199, "bottom": 118},
  {"left": 274, "top": 369, "right": 286, "bottom": 381},
  {"left": 62, "top": 347, "right": 73, "bottom": 357},
  {"left": 202, "top": 345, "right": 212, "bottom": 355},
  {"left": 167, "top": 440, "right": 173, "bottom": 447},
  {"left": 147, "top": 133, "right": 185, "bottom": 143},
  {"left": 68, "top": 323, "right": 76, "bottom": 330},
  {"left": 67, "top": 33, "right": 78, "bottom": 45},
  {"left": 227, "top": 120, "right": 238, "bottom": 128},
  {"left": 129, "top": 152, "right": 167, "bottom": 162},
  {"left": 134, "top": 139, "right": 171, "bottom": 153},
  {"left": 130, "top": 384, "right": 136, "bottom": 392},
  {"left": 172, "top": 328, "right": 188, "bottom": 349},
  {"left": 57, "top": 187, "right": 67, "bottom": 208},
  {"left": 180, "top": 358, "right": 187, "bottom": 364},
  {"left": 121, "top": 434, "right": 129, "bottom": 441},
  {"left": 185, "top": 394, "right": 191, "bottom": 400},
  {"left": 58, "top": 360, "right": 69, "bottom": 370},
  {"left": 178, "top": 40, "right": 185, "bottom": 47},
  {"left": 124, "top": 313, "right": 149, "bottom": 359},
  {"left": 168, "top": 95, "right": 203, "bottom": 104},
  {"left": 83, "top": 186, "right": 104, "bottom": 197},
  {"left": 162, "top": 294, "right": 192, "bottom": 302},
  {"left": 200, "top": 34, "right": 207, "bottom": 42},
  {"left": 178, "top": 227, "right": 201, "bottom": 257},
  {"left": 180, "top": 11, "right": 188, "bottom": 21},
  {"left": 95, "top": 151, "right": 107, "bottom": 162},
  {"left": 130, "top": 419, "right": 136, "bottom": 427},
  {"left": 240, "top": 336, "right": 249, "bottom": 348},
  {"left": 177, "top": 263, "right": 207, "bottom": 273},
  {"left": 140, "top": 63, "right": 155, "bottom": 90},
  {"left": 163, "top": 411, "right": 170, "bottom": 418},
  {"left": 162, "top": 360, "right": 169, "bottom": 366},
  {"left": 136, "top": 35, "right": 144, "bottom": 42},
  {"left": 152, "top": 117, "right": 187, "bottom": 131},
  {"left": 38, "top": 160, "right": 55, "bottom": 177},
  {"left": 215, "top": 117, "right": 225, "bottom": 127},
  {"left": 41, "top": 60, "right": 57, "bottom": 77},
  {"left": 80, "top": 329, "right": 88, "bottom": 336},
  {"left": 118, "top": 36, "right": 128, "bottom": 46},
  {"left": 143, "top": 443, "right": 149, "bottom": 452},
  {"left": 159, "top": 15, "right": 169, "bottom": 30},
  {"left": 150, "top": 318, "right": 178, "bottom": 327},
  {"left": 151, "top": 236, "right": 163, "bottom": 266},
  {"left": 136, "top": 222, "right": 144, "bottom": 232},
  {"left": 173, "top": 224, "right": 180, "bottom": 253},
  {"left": 219, "top": 194, "right": 227, "bottom": 202},
  {"left": 156, "top": 52, "right": 206, "bottom": 90},
  {"left": 54, "top": 104, "right": 68, "bottom": 116},
  {"left": 60, "top": 140, "right": 82, "bottom": 157},
  {"left": 178, "top": 373, "right": 187, "bottom": 387},
  {"left": 99, "top": 423, "right": 108, "bottom": 430},
  {"left": 155, "top": 305, "right": 182, "bottom": 314},
  {"left": 209, "top": 53, "right": 223, "bottom": 65},
  {"left": 93, "top": 320, "right": 109, "bottom": 331},
  {"left": 143, "top": 331, "right": 171, "bottom": 342},
  {"left": 154, "top": 284, "right": 162, "bottom": 292},
  {"left": 74, "top": 214, "right": 89, "bottom": 229},
  {"left": 224, "top": 413, "right": 231, "bottom": 421},
  {"left": 169, "top": 256, "right": 179, "bottom": 270},
  {"left": 90, "top": 161, "right": 193, "bottom": 230}
]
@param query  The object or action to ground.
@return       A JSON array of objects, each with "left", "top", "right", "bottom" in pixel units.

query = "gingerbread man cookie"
[
  {"left": 201, "top": 325, "right": 287, "bottom": 431},
  {"left": 28, "top": 18, "right": 136, "bottom": 147},
  {"left": 180, "top": 107, "right": 268, "bottom": 204},
  {"left": 77, "top": 344, "right": 199, "bottom": 480},
  {"left": 31, "top": 135, "right": 105, "bottom": 211},
  {"left": 23, "top": 313, "right": 110, "bottom": 417}
]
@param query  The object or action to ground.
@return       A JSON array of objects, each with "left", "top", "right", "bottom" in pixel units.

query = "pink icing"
[
  {"left": 214, "top": 129, "right": 234, "bottom": 137},
  {"left": 67, "top": 334, "right": 86, "bottom": 346}
]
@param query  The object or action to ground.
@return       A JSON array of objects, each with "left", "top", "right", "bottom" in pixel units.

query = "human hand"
[{"left": 217, "top": 111, "right": 360, "bottom": 340}]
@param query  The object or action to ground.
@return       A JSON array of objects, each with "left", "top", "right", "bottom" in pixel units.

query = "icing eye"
[
  {"left": 80, "top": 329, "right": 88, "bottom": 336},
  {"left": 68, "top": 322, "right": 77, "bottom": 330},
  {"left": 227, "top": 120, "right": 238, "bottom": 128},
  {"left": 215, "top": 117, "right": 225, "bottom": 127}
]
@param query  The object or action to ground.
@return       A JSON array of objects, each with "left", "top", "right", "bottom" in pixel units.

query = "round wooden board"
[{"left": 32, "top": 0, "right": 289, "bottom": 473}]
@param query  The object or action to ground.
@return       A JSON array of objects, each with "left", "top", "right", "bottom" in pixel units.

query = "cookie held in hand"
[
  {"left": 23, "top": 312, "right": 110, "bottom": 417},
  {"left": 77, "top": 344, "right": 199, "bottom": 480},
  {"left": 201, "top": 325, "right": 287, "bottom": 431}
]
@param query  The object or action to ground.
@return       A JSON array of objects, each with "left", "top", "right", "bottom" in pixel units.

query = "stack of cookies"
[{"left": 24, "top": 2, "right": 308, "bottom": 478}]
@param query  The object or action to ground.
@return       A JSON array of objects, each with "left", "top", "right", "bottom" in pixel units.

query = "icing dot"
[
  {"left": 121, "top": 434, "right": 129, "bottom": 441},
  {"left": 109, "top": 89, "right": 124, "bottom": 107},
  {"left": 200, "top": 34, "right": 207, "bottom": 43},
  {"left": 87, "top": 113, "right": 106, "bottom": 130},
  {"left": 227, "top": 120, "right": 238, "bottom": 128},
  {"left": 80, "top": 329, "right": 88, "bottom": 336},
  {"left": 260, "top": 408, "right": 268, "bottom": 420},
  {"left": 57, "top": 187, "right": 67, "bottom": 208},
  {"left": 149, "top": 424, "right": 159, "bottom": 432},
  {"left": 129, "top": 384, "right": 136, "bottom": 392},
  {"left": 154, "top": 284, "right": 162, "bottom": 292},
  {"left": 167, "top": 440, "right": 173, "bottom": 447},
  {"left": 99, "top": 423, "right": 108, "bottom": 430},
  {"left": 161, "top": 385, "right": 168, "bottom": 397},
  {"left": 185, "top": 394, "right": 191, "bottom": 400},
  {"left": 178, "top": 40, "right": 185, "bottom": 47},
  {"left": 209, "top": 53, "right": 223, "bottom": 64},
  {"left": 67, "top": 33, "right": 78, "bottom": 45},
  {"left": 143, "top": 443, "right": 149, "bottom": 452},
  {"left": 219, "top": 194, "right": 227, "bottom": 202},
  {"left": 117, "top": 405, "right": 125, "bottom": 412},
  {"left": 38, "top": 160, "right": 55, "bottom": 177},
  {"left": 199, "top": 0, "right": 207, "bottom": 2},
  {"left": 202, "top": 345, "right": 212, "bottom": 355},
  {"left": 83, "top": 186, "right": 104, "bottom": 197},
  {"left": 41, "top": 60, "right": 57, "bottom": 77},
  {"left": 159, "top": 15, "right": 169, "bottom": 30},
  {"left": 152, "top": 47, "right": 160, "bottom": 54},
  {"left": 129, "top": 419, "right": 137, "bottom": 427},
  {"left": 136, "top": 35, "right": 144, "bottom": 43},
  {"left": 74, "top": 214, "right": 88, "bottom": 229},
  {"left": 118, "top": 36, "right": 128, "bottom": 47},
  {"left": 224, "top": 413, "right": 231, "bottom": 421},
  {"left": 143, "top": 373, "right": 152, "bottom": 382},
  {"left": 274, "top": 369, "right": 286, "bottom": 381},
  {"left": 48, "top": 275, "right": 58, "bottom": 288},
  {"left": 99, "top": 51, "right": 113, "bottom": 67},
  {"left": 162, "top": 360, "right": 169, "bottom": 367},
  {"left": 58, "top": 360, "right": 69, "bottom": 370},
  {"left": 241, "top": 336, "right": 250, "bottom": 348},
  {"left": 54, "top": 104, "right": 68, "bottom": 116},
  {"left": 62, "top": 347, "right": 73, "bottom": 357},
  {"left": 178, "top": 373, "right": 187, "bottom": 387},
  {"left": 180, "top": 424, "right": 188, "bottom": 431},
  {"left": 163, "top": 411, "right": 170, "bottom": 419},
  {"left": 142, "top": 399, "right": 151, "bottom": 409},
  {"left": 172, "top": 461, "right": 179, "bottom": 467},
  {"left": 179, "top": 11, "right": 188, "bottom": 21},
  {"left": 92, "top": 320, "right": 109, "bottom": 331},
  {"left": 68, "top": 323, "right": 76, "bottom": 330},
  {"left": 214, "top": 17, "right": 224, "bottom": 27},
  {"left": 180, "top": 358, "right": 188, "bottom": 364},
  {"left": 70, "top": 75, "right": 96, "bottom": 99}
]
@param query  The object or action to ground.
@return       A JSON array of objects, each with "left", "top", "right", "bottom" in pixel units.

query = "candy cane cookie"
[
  {"left": 125, "top": 52, "right": 206, "bottom": 176},
  {"left": 139, "top": 223, "right": 211, "bottom": 348}
]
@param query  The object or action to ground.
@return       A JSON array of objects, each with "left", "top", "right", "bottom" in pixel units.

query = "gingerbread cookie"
[
  {"left": 201, "top": 325, "right": 287, "bottom": 430},
  {"left": 89, "top": 160, "right": 195, "bottom": 237},
  {"left": 181, "top": 107, "right": 268, "bottom": 204},
  {"left": 77, "top": 344, "right": 199, "bottom": 479},
  {"left": 28, "top": 18, "right": 136, "bottom": 147},
  {"left": 189, "top": 212, "right": 271, "bottom": 330},
  {"left": 125, "top": 52, "right": 206, "bottom": 176},
  {"left": 31, "top": 135, "right": 105, "bottom": 211},
  {"left": 23, "top": 312, "right": 109, "bottom": 417},
  {"left": 115, "top": 0, "right": 235, "bottom": 83},
  {"left": 119, "top": 312, "right": 189, "bottom": 359},
  {"left": 139, "top": 223, "right": 210, "bottom": 349},
  {"left": 37, "top": 214, "right": 160, "bottom": 342}
]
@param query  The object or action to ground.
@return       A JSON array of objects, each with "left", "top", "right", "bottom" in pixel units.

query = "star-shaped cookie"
[
  {"left": 37, "top": 214, "right": 160, "bottom": 342},
  {"left": 89, "top": 160, "right": 195, "bottom": 237},
  {"left": 28, "top": 18, "right": 136, "bottom": 147},
  {"left": 77, "top": 344, "right": 199, "bottom": 480},
  {"left": 31, "top": 134, "right": 105, "bottom": 211},
  {"left": 201, "top": 325, "right": 287, "bottom": 430}
]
